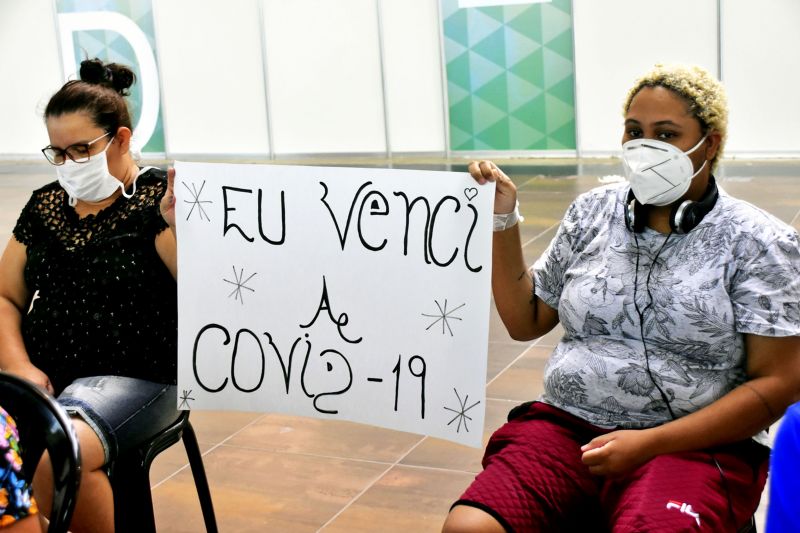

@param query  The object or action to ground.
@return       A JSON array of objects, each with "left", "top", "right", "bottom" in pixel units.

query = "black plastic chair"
[
  {"left": 0, "top": 371, "right": 81, "bottom": 533},
  {"left": 109, "top": 411, "right": 217, "bottom": 532}
]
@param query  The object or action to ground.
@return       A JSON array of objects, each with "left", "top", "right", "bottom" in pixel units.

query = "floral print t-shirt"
[
  {"left": 533, "top": 182, "right": 800, "bottom": 429},
  {"left": 0, "top": 407, "right": 37, "bottom": 527}
]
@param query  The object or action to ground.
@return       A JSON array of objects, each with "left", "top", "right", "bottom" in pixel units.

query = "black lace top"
[{"left": 12, "top": 168, "right": 177, "bottom": 394}]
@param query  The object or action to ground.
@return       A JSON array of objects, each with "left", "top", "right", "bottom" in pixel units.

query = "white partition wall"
[
  {"left": 261, "top": 0, "right": 387, "bottom": 155},
  {"left": 721, "top": 0, "right": 800, "bottom": 156},
  {"left": 0, "top": 0, "right": 63, "bottom": 156},
  {"left": 153, "top": 0, "right": 270, "bottom": 156},
  {"left": 379, "top": 0, "right": 446, "bottom": 153},
  {"left": 572, "top": 0, "right": 718, "bottom": 156},
  {"left": 2, "top": 0, "right": 800, "bottom": 159}
]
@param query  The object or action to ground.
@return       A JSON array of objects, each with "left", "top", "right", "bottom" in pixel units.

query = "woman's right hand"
[
  {"left": 468, "top": 160, "right": 517, "bottom": 214},
  {"left": 5, "top": 360, "right": 54, "bottom": 395}
]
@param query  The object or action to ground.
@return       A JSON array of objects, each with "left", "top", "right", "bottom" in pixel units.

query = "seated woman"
[
  {"left": 0, "top": 58, "right": 179, "bottom": 533},
  {"left": 443, "top": 64, "right": 800, "bottom": 532},
  {"left": 0, "top": 407, "right": 40, "bottom": 533}
]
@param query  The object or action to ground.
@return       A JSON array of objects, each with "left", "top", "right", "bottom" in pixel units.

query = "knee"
[{"left": 442, "top": 505, "right": 505, "bottom": 533}]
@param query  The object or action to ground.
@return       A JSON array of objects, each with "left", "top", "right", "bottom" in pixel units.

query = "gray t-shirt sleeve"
[
  {"left": 532, "top": 199, "right": 584, "bottom": 310},
  {"left": 730, "top": 229, "right": 800, "bottom": 337}
]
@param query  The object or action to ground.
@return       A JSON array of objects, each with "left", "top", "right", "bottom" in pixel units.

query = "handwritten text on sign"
[{"left": 174, "top": 162, "right": 494, "bottom": 447}]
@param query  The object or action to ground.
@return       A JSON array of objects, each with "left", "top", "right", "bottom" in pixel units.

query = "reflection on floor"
[{"left": 1, "top": 157, "right": 797, "bottom": 532}]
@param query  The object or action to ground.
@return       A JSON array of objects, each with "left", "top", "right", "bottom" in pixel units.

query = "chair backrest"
[{"left": 0, "top": 371, "right": 81, "bottom": 533}]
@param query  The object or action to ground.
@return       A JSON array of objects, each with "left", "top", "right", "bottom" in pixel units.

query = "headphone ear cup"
[
  {"left": 631, "top": 200, "right": 646, "bottom": 233},
  {"left": 624, "top": 189, "right": 647, "bottom": 233},
  {"left": 625, "top": 199, "right": 635, "bottom": 232},
  {"left": 670, "top": 200, "right": 691, "bottom": 233}
]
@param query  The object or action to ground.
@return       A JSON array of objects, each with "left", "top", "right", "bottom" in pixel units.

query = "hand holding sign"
[{"left": 175, "top": 162, "right": 494, "bottom": 447}]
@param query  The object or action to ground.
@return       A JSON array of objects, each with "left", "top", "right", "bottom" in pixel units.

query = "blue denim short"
[{"left": 57, "top": 376, "right": 180, "bottom": 464}]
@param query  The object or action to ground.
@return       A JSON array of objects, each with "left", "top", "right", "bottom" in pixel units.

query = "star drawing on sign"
[
  {"left": 182, "top": 180, "right": 213, "bottom": 221},
  {"left": 223, "top": 266, "right": 257, "bottom": 305},
  {"left": 422, "top": 299, "right": 465, "bottom": 336},
  {"left": 444, "top": 388, "right": 480, "bottom": 433},
  {"left": 179, "top": 389, "right": 195, "bottom": 409}
]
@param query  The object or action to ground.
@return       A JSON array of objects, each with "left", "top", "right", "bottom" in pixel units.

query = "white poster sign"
[
  {"left": 458, "top": 0, "right": 550, "bottom": 8},
  {"left": 174, "top": 162, "right": 494, "bottom": 447}
]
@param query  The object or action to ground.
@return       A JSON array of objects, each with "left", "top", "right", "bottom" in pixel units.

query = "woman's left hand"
[
  {"left": 160, "top": 167, "right": 176, "bottom": 230},
  {"left": 580, "top": 429, "right": 659, "bottom": 476}
]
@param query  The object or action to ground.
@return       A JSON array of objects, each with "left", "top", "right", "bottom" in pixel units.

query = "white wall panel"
[
  {"left": 573, "top": 0, "right": 718, "bottom": 156},
  {"left": 0, "top": 1, "right": 62, "bottom": 156},
  {"left": 262, "top": 0, "right": 386, "bottom": 154},
  {"left": 379, "top": 0, "right": 446, "bottom": 153},
  {"left": 722, "top": 0, "right": 800, "bottom": 156},
  {"left": 154, "top": 0, "right": 270, "bottom": 155}
]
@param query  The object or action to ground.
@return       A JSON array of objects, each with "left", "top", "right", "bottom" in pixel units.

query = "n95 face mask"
[
  {"left": 622, "top": 135, "right": 708, "bottom": 206},
  {"left": 57, "top": 137, "right": 133, "bottom": 206}
]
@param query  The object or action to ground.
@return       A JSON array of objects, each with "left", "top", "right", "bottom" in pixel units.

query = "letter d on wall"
[{"left": 56, "top": 7, "right": 163, "bottom": 152}]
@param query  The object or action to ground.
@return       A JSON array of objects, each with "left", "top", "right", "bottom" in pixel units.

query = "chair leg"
[
  {"left": 182, "top": 422, "right": 218, "bottom": 533},
  {"left": 112, "top": 456, "right": 157, "bottom": 532}
]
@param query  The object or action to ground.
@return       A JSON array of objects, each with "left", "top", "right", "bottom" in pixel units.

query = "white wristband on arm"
[{"left": 493, "top": 201, "right": 524, "bottom": 232}]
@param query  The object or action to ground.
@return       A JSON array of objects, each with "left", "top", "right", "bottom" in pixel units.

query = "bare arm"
[
  {"left": 0, "top": 238, "right": 53, "bottom": 393},
  {"left": 582, "top": 334, "right": 800, "bottom": 475},
  {"left": 156, "top": 167, "right": 177, "bottom": 280},
  {"left": 469, "top": 161, "right": 559, "bottom": 340}
]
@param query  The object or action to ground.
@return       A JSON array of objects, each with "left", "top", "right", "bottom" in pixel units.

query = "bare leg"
[
  {"left": 33, "top": 418, "right": 114, "bottom": 533},
  {"left": 442, "top": 504, "right": 507, "bottom": 533}
]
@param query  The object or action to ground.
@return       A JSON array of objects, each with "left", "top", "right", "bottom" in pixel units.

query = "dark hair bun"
[{"left": 79, "top": 58, "right": 136, "bottom": 96}]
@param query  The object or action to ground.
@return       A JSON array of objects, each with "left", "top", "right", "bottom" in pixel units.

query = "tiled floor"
[{"left": 1, "top": 157, "right": 798, "bottom": 532}]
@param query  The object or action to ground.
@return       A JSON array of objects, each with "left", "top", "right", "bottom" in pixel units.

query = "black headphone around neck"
[{"left": 625, "top": 176, "right": 719, "bottom": 234}]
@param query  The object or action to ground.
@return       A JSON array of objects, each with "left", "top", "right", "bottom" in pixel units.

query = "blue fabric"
[{"left": 767, "top": 403, "right": 800, "bottom": 533}]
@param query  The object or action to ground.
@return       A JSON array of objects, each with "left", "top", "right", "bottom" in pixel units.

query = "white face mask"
[
  {"left": 57, "top": 136, "right": 135, "bottom": 206},
  {"left": 622, "top": 134, "right": 708, "bottom": 206}
]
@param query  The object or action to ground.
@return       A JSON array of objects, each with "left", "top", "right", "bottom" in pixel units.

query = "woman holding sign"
[
  {"left": 0, "top": 58, "right": 179, "bottom": 532},
  {"left": 443, "top": 64, "right": 800, "bottom": 532}
]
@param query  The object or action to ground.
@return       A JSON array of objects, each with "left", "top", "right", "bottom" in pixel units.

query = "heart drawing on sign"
[{"left": 464, "top": 188, "right": 478, "bottom": 201}]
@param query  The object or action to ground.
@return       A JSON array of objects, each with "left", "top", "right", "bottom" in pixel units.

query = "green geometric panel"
[
  {"left": 471, "top": 96, "right": 505, "bottom": 135},
  {"left": 444, "top": 8, "right": 469, "bottom": 46},
  {"left": 444, "top": 36, "right": 468, "bottom": 64},
  {"left": 450, "top": 125, "right": 474, "bottom": 151},
  {"left": 514, "top": 93, "right": 547, "bottom": 133},
  {"left": 476, "top": 117, "right": 510, "bottom": 149},
  {"left": 475, "top": 73, "right": 508, "bottom": 114},
  {"left": 58, "top": 0, "right": 165, "bottom": 152},
  {"left": 504, "top": 28, "right": 540, "bottom": 69},
  {"left": 509, "top": 116, "right": 544, "bottom": 150},
  {"left": 550, "top": 119, "right": 576, "bottom": 150},
  {"left": 442, "top": 0, "right": 576, "bottom": 151},
  {"left": 448, "top": 81, "right": 471, "bottom": 107},
  {"left": 472, "top": 28, "right": 506, "bottom": 68},
  {"left": 546, "top": 28, "right": 574, "bottom": 61},
  {"left": 468, "top": 51, "right": 504, "bottom": 92},
  {"left": 507, "top": 6, "right": 543, "bottom": 46},
  {"left": 509, "top": 47, "right": 544, "bottom": 86},
  {"left": 450, "top": 96, "right": 474, "bottom": 135},
  {"left": 542, "top": 48, "right": 572, "bottom": 90},
  {"left": 507, "top": 72, "right": 541, "bottom": 113},
  {"left": 466, "top": 9, "right": 503, "bottom": 48},
  {"left": 541, "top": 0, "right": 573, "bottom": 43},
  {"left": 544, "top": 93, "right": 573, "bottom": 133},
  {"left": 548, "top": 75, "right": 575, "bottom": 107},
  {"left": 447, "top": 52, "right": 472, "bottom": 91}
]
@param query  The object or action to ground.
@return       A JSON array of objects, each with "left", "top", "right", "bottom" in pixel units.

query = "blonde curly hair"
[{"left": 623, "top": 64, "right": 728, "bottom": 170}]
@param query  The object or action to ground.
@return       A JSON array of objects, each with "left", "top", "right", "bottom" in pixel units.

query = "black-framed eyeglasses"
[{"left": 41, "top": 132, "right": 111, "bottom": 165}]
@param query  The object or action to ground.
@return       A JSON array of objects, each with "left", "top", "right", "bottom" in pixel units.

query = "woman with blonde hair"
[{"left": 443, "top": 64, "right": 800, "bottom": 532}]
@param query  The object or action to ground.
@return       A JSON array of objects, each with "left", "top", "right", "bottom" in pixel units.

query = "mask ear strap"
[
  {"left": 685, "top": 132, "right": 709, "bottom": 156},
  {"left": 121, "top": 177, "right": 137, "bottom": 199},
  {"left": 689, "top": 159, "right": 708, "bottom": 180}
]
